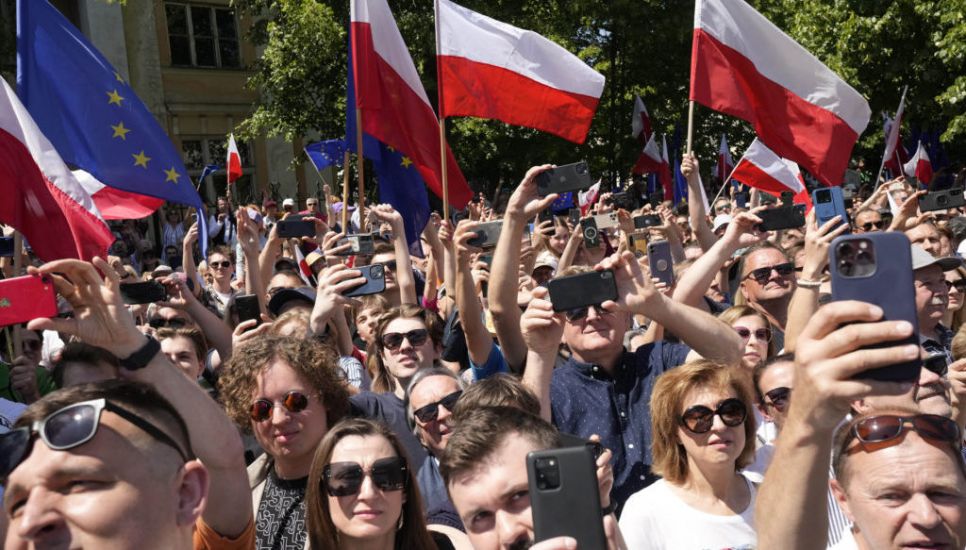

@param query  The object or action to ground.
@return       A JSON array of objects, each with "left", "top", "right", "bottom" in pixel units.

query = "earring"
[{"left": 397, "top": 512, "right": 405, "bottom": 531}]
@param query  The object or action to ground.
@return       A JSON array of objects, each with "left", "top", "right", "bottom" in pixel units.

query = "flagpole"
[
  {"left": 342, "top": 150, "right": 351, "bottom": 231},
  {"left": 434, "top": 0, "right": 450, "bottom": 221},
  {"left": 11, "top": 232, "right": 22, "bottom": 359},
  {"left": 355, "top": 108, "right": 366, "bottom": 232},
  {"left": 874, "top": 85, "right": 908, "bottom": 188},
  {"left": 685, "top": 101, "right": 695, "bottom": 154},
  {"left": 710, "top": 162, "right": 741, "bottom": 207}
]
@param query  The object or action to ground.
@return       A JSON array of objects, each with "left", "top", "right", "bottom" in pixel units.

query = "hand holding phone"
[
  {"left": 535, "top": 161, "right": 593, "bottom": 197},
  {"left": 528, "top": 445, "right": 607, "bottom": 548},
  {"left": 344, "top": 264, "right": 387, "bottom": 298},
  {"left": 546, "top": 270, "right": 617, "bottom": 313}
]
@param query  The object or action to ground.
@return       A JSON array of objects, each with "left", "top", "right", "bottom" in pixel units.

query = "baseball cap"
[
  {"left": 263, "top": 199, "right": 277, "bottom": 208},
  {"left": 533, "top": 252, "right": 558, "bottom": 272},
  {"left": 712, "top": 214, "right": 733, "bottom": 234},
  {"left": 268, "top": 287, "right": 316, "bottom": 316},
  {"left": 910, "top": 244, "right": 962, "bottom": 272},
  {"left": 282, "top": 198, "right": 296, "bottom": 208}
]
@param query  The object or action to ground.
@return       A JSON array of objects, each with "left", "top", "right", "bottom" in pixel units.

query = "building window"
[
  {"left": 165, "top": 3, "right": 240, "bottom": 68},
  {"left": 182, "top": 136, "right": 254, "bottom": 203}
]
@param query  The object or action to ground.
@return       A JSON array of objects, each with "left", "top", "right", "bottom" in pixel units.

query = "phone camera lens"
[
  {"left": 938, "top": 195, "right": 948, "bottom": 205},
  {"left": 838, "top": 259, "right": 854, "bottom": 277},
  {"left": 372, "top": 265, "right": 384, "bottom": 277},
  {"left": 837, "top": 243, "right": 854, "bottom": 258},
  {"left": 576, "top": 163, "right": 588, "bottom": 175}
]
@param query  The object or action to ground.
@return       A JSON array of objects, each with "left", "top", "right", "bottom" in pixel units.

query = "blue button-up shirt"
[{"left": 549, "top": 341, "right": 691, "bottom": 510}]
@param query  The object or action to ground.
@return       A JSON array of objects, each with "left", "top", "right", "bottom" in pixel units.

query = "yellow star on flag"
[
  {"left": 107, "top": 89, "right": 124, "bottom": 106},
  {"left": 111, "top": 121, "right": 130, "bottom": 140},
  {"left": 114, "top": 71, "right": 125, "bottom": 83},
  {"left": 164, "top": 167, "right": 181, "bottom": 183},
  {"left": 400, "top": 156, "right": 413, "bottom": 168},
  {"left": 132, "top": 150, "right": 151, "bottom": 168}
]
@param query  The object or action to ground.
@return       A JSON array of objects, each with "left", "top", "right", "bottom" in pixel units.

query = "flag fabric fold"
[
  {"left": 904, "top": 141, "right": 933, "bottom": 185},
  {"left": 578, "top": 181, "right": 601, "bottom": 216},
  {"left": 632, "top": 96, "right": 653, "bottom": 145},
  {"left": 659, "top": 135, "right": 673, "bottom": 202},
  {"left": 716, "top": 133, "right": 735, "bottom": 184},
  {"left": 731, "top": 138, "right": 807, "bottom": 199},
  {"left": 226, "top": 134, "right": 242, "bottom": 184},
  {"left": 632, "top": 134, "right": 664, "bottom": 175},
  {"left": 305, "top": 140, "right": 349, "bottom": 172},
  {"left": 689, "top": 0, "right": 871, "bottom": 185}
]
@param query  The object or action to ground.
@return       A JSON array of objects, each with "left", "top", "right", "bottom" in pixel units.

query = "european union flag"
[
  {"left": 17, "top": 0, "right": 204, "bottom": 214},
  {"left": 673, "top": 156, "right": 688, "bottom": 204},
  {"left": 551, "top": 192, "right": 575, "bottom": 214},
  {"left": 305, "top": 140, "right": 348, "bottom": 172}
]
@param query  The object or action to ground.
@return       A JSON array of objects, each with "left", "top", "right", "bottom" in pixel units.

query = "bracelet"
[
  {"left": 796, "top": 278, "right": 823, "bottom": 289},
  {"left": 601, "top": 501, "right": 616, "bottom": 516}
]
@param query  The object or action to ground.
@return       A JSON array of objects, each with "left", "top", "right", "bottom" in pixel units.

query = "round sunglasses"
[
  {"left": 734, "top": 326, "right": 772, "bottom": 342},
  {"left": 250, "top": 391, "right": 310, "bottom": 422},
  {"left": 680, "top": 397, "right": 747, "bottom": 434},
  {"left": 322, "top": 456, "right": 407, "bottom": 497}
]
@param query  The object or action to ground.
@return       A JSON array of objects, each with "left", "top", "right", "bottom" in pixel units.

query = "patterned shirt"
[{"left": 255, "top": 468, "right": 307, "bottom": 550}]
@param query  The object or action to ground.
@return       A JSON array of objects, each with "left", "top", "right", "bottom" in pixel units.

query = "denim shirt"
[{"left": 549, "top": 341, "right": 691, "bottom": 510}]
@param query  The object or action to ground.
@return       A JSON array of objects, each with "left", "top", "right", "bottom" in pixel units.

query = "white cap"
[
  {"left": 282, "top": 198, "right": 295, "bottom": 207},
  {"left": 712, "top": 214, "right": 733, "bottom": 234}
]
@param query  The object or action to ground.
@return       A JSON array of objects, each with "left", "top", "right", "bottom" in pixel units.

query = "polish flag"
[
  {"left": 632, "top": 133, "right": 663, "bottom": 175},
  {"left": 226, "top": 134, "right": 242, "bottom": 184},
  {"left": 578, "top": 180, "right": 601, "bottom": 216},
  {"left": 690, "top": 0, "right": 871, "bottom": 186},
  {"left": 883, "top": 91, "right": 906, "bottom": 168},
  {"left": 716, "top": 134, "right": 735, "bottom": 184},
  {"left": 731, "top": 138, "right": 808, "bottom": 202},
  {"left": 659, "top": 135, "right": 674, "bottom": 202},
  {"left": 72, "top": 170, "right": 164, "bottom": 219},
  {"left": 0, "top": 79, "right": 113, "bottom": 261},
  {"left": 632, "top": 96, "right": 653, "bottom": 144},
  {"left": 903, "top": 141, "right": 934, "bottom": 185},
  {"left": 436, "top": 0, "right": 605, "bottom": 144},
  {"left": 352, "top": 0, "right": 472, "bottom": 209},
  {"left": 883, "top": 117, "right": 911, "bottom": 177}
]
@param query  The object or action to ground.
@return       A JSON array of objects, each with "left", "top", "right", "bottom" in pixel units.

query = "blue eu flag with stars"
[{"left": 305, "top": 140, "right": 348, "bottom": 172}]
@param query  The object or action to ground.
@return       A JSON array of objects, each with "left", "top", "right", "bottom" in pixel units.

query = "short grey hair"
[{"left": 404, "top": 366, "right": 467, "bottom": 433}]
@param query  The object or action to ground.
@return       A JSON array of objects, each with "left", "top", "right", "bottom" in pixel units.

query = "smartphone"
[
  {"left": 580, "top": 217, "right": 600, "bottom": 249},
  {"left": 119, "top": 281, "right": 168, "bottom": 305},
  {"left": 633, "top": 215, "right": 662, "bottom": 229},
  {"left": 756, "top": 205, "right": 806, "bottom": 232},
  {"left": 591, "top": 212, "right": 618, "bottom": 230},
  {"left": 829, "top": 232, "right": 920, "bottom": 382},
  {"left": 812, "top": 187, "right": 850, "bottom": 232},
  {"left": 568, "top": 208, "right": 581, "bottom": 226},
  {"left": 528, "top": 446, "right": 607, "bottom": 548},
  {"left": 648, "top": 240, "right": 675, "bottom": 287},
  {"left": 734, "top": 191, "right": 749, "bottom": 209},
  {"left": 0, "top": 236, "right": 13, "bottom": 257},
  {"left": 535, "top": 161, "right": 593, "bottom": 197},
  {"left": 546, "top": 270, "right": 617, "bottom": 312},
  {"left": 919, "top": 187, "right": 966, "bottom": 212},
  {"left": 629, "top": 234, "right": 649, "bottom": 258},
  {"left": 276, "top": 218, "right": 315, "bottom": 238},
  {"left": 235, "top": 294, "right": 261, "bottom": 327},
  {"left": 335, "top": 234, "right": 376, "bottom": 256},
  {"left": 466, "top": 221, "right": 503, "bottom": 249},
  {"left": 538, "top": 209, "right": 554, "bottom": 224},
  {"left": 0, "top": 275, "right": 57, "bottom": 327},
  {"left": 609, "top": 191, "right": 638, "bottom": 211},
  {"left": 344, "top": 264, "right": 387, "bottom": 298}
]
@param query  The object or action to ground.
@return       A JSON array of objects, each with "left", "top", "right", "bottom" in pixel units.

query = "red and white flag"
[
  {"left": 226, "top": 133, "right": 243, "bottom": 184},
  {"left": 436, "top": 0, "right": 605, "bottom": 144},
  {"left": 0, "top": 79, "right": 113, "bottom": 261},
  {"left": 903, "top": 141, "right": 934, "bottom": 185},
  {"left": 731, "top": 139, "right": 811, "bottom": 208},
  {"left": 659, "top": 135, "right": 674, "bottom": 202},
  {"left": 352, "top": 0, "right": 472, "bottom": 208},
  {"left": 293, "top": 246, "right": 315, "bottom": 286},
  {"left": 578, "top": 180, "right": 601, "bottom": 216},
  {"left": 632, "top": 96, "right": 652, "bottom": 144},
  {"left": 690, "top": 0, "right": 871, "bottom": 185},
  {"left": 716, "top": 134, "right": 735, "bottom": 183},
  {"left": 632, "top": 133, "right": 663, "bottom": 175},
  {"left": 882, "top": 112, "right": 911, "bottom": 177}
]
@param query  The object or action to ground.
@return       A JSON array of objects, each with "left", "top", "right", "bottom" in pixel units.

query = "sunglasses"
[
  {"left": 860, "top": 220, "right": 884, "bottom": 231},
  {"left": 745, "top": 262, "right": 795, "bottom": 284},
  {"left": 250, "top": 391, "right": 310, "bottom": 422},
  {"left": 734, "top": 326, "right": 772, "bottom": 342},
  {"left": 945, "top": 280, "right": 966, "bottom": 292},
  {"left": 322, "top": 456, "right": 407, "bottom": 497},
  {"left": 413, "top": 391, "right": 463, "bottom": 424},
  {"left": 383, "top": 260, "right": 398, "bottom": 271},
  {"left": 380, "top": 328, "right": 429, "bottom": 351},
  {"left": 148, "top": 317, "right": 188, "bottom": 329},
  {"left": 0, "top": 399, "right": 191, "bottom": 479},
  {"left": 843, "top": 414, "right": 960, "bottom": 452},
  {"left": 923, "top": 353, "right": 949, "bottom": 377},
  {"left": 680, "top": 397, "right": 747, "bottom": 434},
  {"left": 565, "top": 304, "right": 611, "bottom": 321},
  {"left": 763, "top": 387, "right": 791, "bottom": 412},
  {"left": 210, "top": 260, "right": 232, "bottom": 269}
]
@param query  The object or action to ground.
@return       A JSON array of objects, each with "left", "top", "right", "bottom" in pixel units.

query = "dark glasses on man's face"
[
  {"left": 0, "top": 399, "right": 191, "bottom": 480},
  {"left": 148, "top": 317, "right": 188, "bottom": 329},
  {"left": 565, "top": 304, "right": 611, "bottom": 321},
  {"left": 763, "top": 387, "right": 791, "bottom": 412},
  {"left": 382, "top": 260, "right": 398, "bottom": 272},
  {"left": 844, "top": 414, "right": 960, "bottom": 452},
  {"left": 861, "top": 221, "right": 884, "bottom": 231},
  {"left": 381, "top": 329, "right": 429, "bottom": 351},
  {"left": 734, "top": 326, "right": 772, "bottom": 342},
  {"left": 250, "top": 391, "right": 310, "bottom": 422},
  {"left": 680, "top": 398, "right": 747, "bottom": 434},
  {"left": 413, "top": 391, "right": 463, "bottom": 424},
  {"left": 746, "top": 262, "right": 795, "bottom": 284},
  {"left": 322, "top": 456, "right": 407, "bottom": 497},
  {"left": 210, "top": 260, "right": 232, "bottom": 269}
]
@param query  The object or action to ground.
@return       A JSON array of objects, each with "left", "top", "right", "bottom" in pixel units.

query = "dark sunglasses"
[
  {"left": 148, "top": 317, "right": 188, "bottom": 329},
  {"left": 250, "top": 391, "right": 310, "bottom": 422},
  {"left": 565, "top": 304, "right": 611, "bottom": 321},
  {"left": 763, "top": 387, "right": 791, "bottom": 412},
  {"left": 746, "top": 262, "right": 795, "bottom": 284},
  {"left": 680, "top": 397, "right": 748, "bottom": 434},
  {"left": 945, "top": 279, "right": 966, "bottom": 292},
  {"left": 861, "top": 220, "right": 884, "bottom": 231},
  {"left": 413, "top": 391, "right": 463, "bottom": 424},
  {"left": 734, "top": 326, "right": 772, "bottom": 342},
  {"left": 380, "top": 328, "right": 429, "bottom": 351},
  {"left": 322, "top": 456, "right": 407, "bottom": 497},
  {"left": 382, "top": 260, "right": 398, "bottom": 271},
  {"left": 843, "top": 414, "right": 960, "bottom": 452},
  {"left": 0, "top": 399, "right": 191, "bottom": 480},
  {"left": 210, "top": 260, "right": 232, "bottom": 269}
]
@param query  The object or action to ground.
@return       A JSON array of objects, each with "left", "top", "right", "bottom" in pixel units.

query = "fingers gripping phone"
[
  {"left": 812, "top": 187, "right": 850, "bottom": 232},
  {"left": 647, "top": 240, "right": 675, "bottom": 287},
  {"left": 536, "top": 161, "right": 593, "bottom": 197},
  {"left": 546, "top": 270, "right": 618, "bottom": 313},
  {"left": 528, "top": 445, "right": 607, "bottom": 548},
  {"left": 0, "top": 275, "right": 57, "bottom": 327},
  {"left": 344, "top": 264, "right": 387, "bottom": 298},
  {"left": 466, "top": 221, "right": 503, "bottom": 249}
]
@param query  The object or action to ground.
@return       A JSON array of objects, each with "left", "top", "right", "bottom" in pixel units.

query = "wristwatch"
[{"left": 118, "top": 336, "right": 161, "bottom": 371}]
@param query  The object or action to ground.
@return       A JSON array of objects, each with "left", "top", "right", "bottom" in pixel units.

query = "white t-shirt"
[{"left": 618, "top": 476, "right": 758, "bottom": 550}]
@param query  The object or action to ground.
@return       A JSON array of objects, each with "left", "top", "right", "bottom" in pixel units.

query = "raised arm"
[
  {"left": 369, "top": 204, "right": 417, "bottom": 305},
  {"left": 520, "top": 286, "right": 565, "bottom": 421},
  {"left": 158, "top": 276, "right": 233, "bottom": 367},
  {"left": 453, "top": 220, "right": 494, "bottom": 367},
  {"left": 181, "top": 222, "right": 201, "bottom": 291},
  {"left": 236, "top": 210, "right": 266, "bottom": 314},
  {"left": 438, "top": 220, "right": 458, "bottom": 320},
  {"left": 682, "top": 153, "right": 717, "bottom": 251}
]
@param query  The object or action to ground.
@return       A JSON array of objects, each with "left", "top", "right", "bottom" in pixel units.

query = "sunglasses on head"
[
  {"left": 843, "top": 414, "right": 960, "bottom": 453},
  {"left": 763, "top": 387, "right": 791, "bottom": 412},
  {"left": 322, "top": 456, "right": 407, "bottom": 497},
  {"left": 380, "top": 328, "right": 429, "bottom": 351},
  {"left": 0, "top": 399, "right": 191, "bottom": 480},
  {"left": 148, "top": 317, "right": 188, "bottom": 329},
  {"left": 746, "top": 262, "right": 796, "bottom": 284},
  {"left": 565, "top": 304, "right": 611, "bottom": 321},
  {"left": 861, "top": 220, "right": 884, "bottom": 231},
  {"left": 413, "top": 390, "right": 462, "bottom": 424},
  {"left": 210, "top": 260, "right": 232, "bottom": 269},
  {"left": 680, "top": 397, "right": 747, "bottom": 434},
  {"left": 250, "top": 391, "right": 310, "bottom": 422},
  {"left": 734, "top": 326, "right": 772, "bottom": 342}
]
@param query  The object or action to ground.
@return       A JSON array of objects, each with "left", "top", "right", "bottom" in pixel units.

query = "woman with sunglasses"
[
  {"left": 717, "top": 305, "right": 775, "bottom": 371},
  {"left": 619, "top": 361, "right": 758, "bottom": 549},
  {"left": 943, "top": 266, "right": 966, "bottom": 332},
  {"left": 306, "top": 418, "right": 444, "bottom": 550}
]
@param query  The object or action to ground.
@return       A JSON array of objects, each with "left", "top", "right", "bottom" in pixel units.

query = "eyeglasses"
[
  {"left": 380, "top": 328, "right": 429, "bottom": 351},
  {"left": 322, "top": 456, "right": 407, "bottom": 497},
  {"left": 860, "top": 221, "right": 884, "bottom": 231},
  {"left": 763, "top": 387, "right": 791, "bottom": 412},
  {"left": 250, "top": 391, "right": 310, "bottom": 422},
  {"left": 843, "top": 414, "right": 960, "bottom": 453},
  {"left": 745, "top": 262, "right": 796, "bottom": 284},
  {"left": 564, "top": 304, "right": 612, "bottom": 321},
  {"left": 680, "top": 397, "right": 748, "bottom": 434},
  {"left": 382, "top": 260, "right": 398, "bottom": 272},
  {"left": 945, "top": 279, "right": 966, "bottom": 292},
  {"left": 0, "top": 399, "right": 191, "bottom": 479},
  {"left": 210, "top": 260, "right": 232, "bottom": 269},
  {"left": 413, "top": 390, "right": 463, "bottom": 423},
  {"left": 734, "top": 326, "right": 772, "bottom": 342},
  {"left": 148, "top": 317, "right": 188, "bottom": 329}
]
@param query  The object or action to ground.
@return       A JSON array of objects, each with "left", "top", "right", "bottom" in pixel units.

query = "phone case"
[
  {"left": 592, "top": 213, "right": 619, "bottom": 230},
  {"left": 919, "top": 188, "right": 966, "bottom": 212},
  {"left": 119, "top": 281, "right": 168, "bottom": 305},
  {"left": 580, "top": 218, "right": 600, "bottom": 249},
  {"left": 633, "top": 215, "right": 662, "bottom": 229},
  {"left": 528, "top": 446, "right": 607, "bottom": 548},
  {"left": 0, "top": 275, "right": 57, "bottom": 327},
  {"left": 276, "top": 219, "right": 315, "bottom": 238},
  {"left": 535, "top": 161, "right": 593, "bottom": 196},
  {"left": 812, "top": 187, "right": 850, "bottom": 232},
  {"left": 235, "top": 294, "right": 261, "bottom": 326},
  {"left": 467, "top": 221, "right": 503, "bottom": 249},
  {"left": 829, "top": 233, "right": 920, "bottom": 382},
  {"left": 546, "top": 270, "right": 617, "bottom": 312},
  {"left": 345, "top": 264, "right": 387, "bottom": 298},
  {"left": 757, "top": 206, "right": 806, "bottom": 231},
  {"left": 648, "top": 240, "right": 675, "bottom": 287}
]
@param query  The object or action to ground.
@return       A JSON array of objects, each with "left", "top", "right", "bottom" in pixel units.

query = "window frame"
[{"left": 164, "top": 2, "right": 240, "bottom": 69}]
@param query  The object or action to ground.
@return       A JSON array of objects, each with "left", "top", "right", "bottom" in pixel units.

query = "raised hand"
[
  {"left": 520, "top": 286, "right": 565, "bottom": 355},
  {"left": 505, "top": 165, "right": 558, "bottom": 221}
]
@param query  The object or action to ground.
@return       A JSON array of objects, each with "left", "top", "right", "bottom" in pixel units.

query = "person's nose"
[
  {"left": 271, "top": 402, "right": 293, "bottom": 426},
  {"left": 356, "top": 473, "right": 378, "bottom": 501},
  {"left": 16, "top": 487, "right": 69, "bottom": 545},
  {"left": 906, "top": 493, "right": 943, "bottom": 530},
  {"left": 496, "top": 510, "right": 530, "bottom": 550},
  {"left": 437, "top": 404, "right": 452, "bottom": 424},
  {"left": 919, "top": 363, "right": 943, "bottom": 386}
]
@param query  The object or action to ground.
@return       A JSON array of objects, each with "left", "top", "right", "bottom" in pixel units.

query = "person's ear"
[
  {"left": 829, "top": 478, "right": 855, "bottom": 524},
  {"left": 175, "top": 460, "right": 209, "bottom": 528}
]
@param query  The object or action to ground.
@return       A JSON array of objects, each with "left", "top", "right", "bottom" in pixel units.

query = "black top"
[{"left": 255, "top": 466, "right": 308, "bottom": 550}]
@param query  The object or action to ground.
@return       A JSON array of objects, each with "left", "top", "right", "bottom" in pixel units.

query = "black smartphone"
[
  {"left": 336, "top": 234, "right": 376, "bottom": 256},
  {"left": 119, "top": 281, "right": 168, "bottom": 305},
  {"left": 0, "top": 236, "right": 13, "bottom": 257},
  {"left": 609, "top": 191, "right": 638, "bottom": 211},
  {"left": 535, "top": 161, "right": 593, "bottom": 197},
  {"left": 546, "top": 270, "right": 617, "bottom": 312},
  {"left": 756, "top": 205, "right": 806, "bottom": 232},
  {"left": 235, "top": 294, "right": 261, "bottom": 327},
  {"left": 276, "top": 218, "right": 315, "bottom": 238},
  {"left": 345, "top": 264, "right": 387, "bottom": 298},
  {"left": 528, "top": 446, "right": 607, "bottom": 548},
  {"left": 538, "top": 209, "right": 554, "bottom": 224},
  {"left": 633, "top": 214, "right": 662, "bottom": 229},
  {"left": 829, "top": 232, "right": 921, "bottom": 382},
  {"left": 580, "top": 217, "right": 600, "bottom": 249},
  {"left": 919, "top": 187, "right": 966, "bottom": 212},
  {"left": 648, "top": 240, "right": 675, "bottom": 287},
  {"left": 466, "top": 221, "right": 503, "bottom": 249}
]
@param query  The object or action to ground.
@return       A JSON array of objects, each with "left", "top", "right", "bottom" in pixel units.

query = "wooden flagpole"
[
  {"left": 685, "top": 101, "right": 696, "bottom": 154},
  {"left": 355, "top": 108, "right": 366, "bottom": 232},
  {"left": 342, "top": 150, "right": 351, "bottom": 231},
  {"left": 434, "top": 0, "right": 450, "bottom": 221},
  {"left": 11, "top": 232, "right": 22, "bottom": 359}
]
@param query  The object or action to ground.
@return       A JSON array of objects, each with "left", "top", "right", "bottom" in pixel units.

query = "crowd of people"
[{"left": 2, "top": 154, "right": 966, "bottom": 549}]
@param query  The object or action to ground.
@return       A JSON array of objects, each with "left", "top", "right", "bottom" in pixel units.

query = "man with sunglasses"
[
  {"left": 853, "top": 209, "right": 885, "bottom": 234},
  {"left": 738, "top": 242, "right": 797, "bottom": 349}
]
